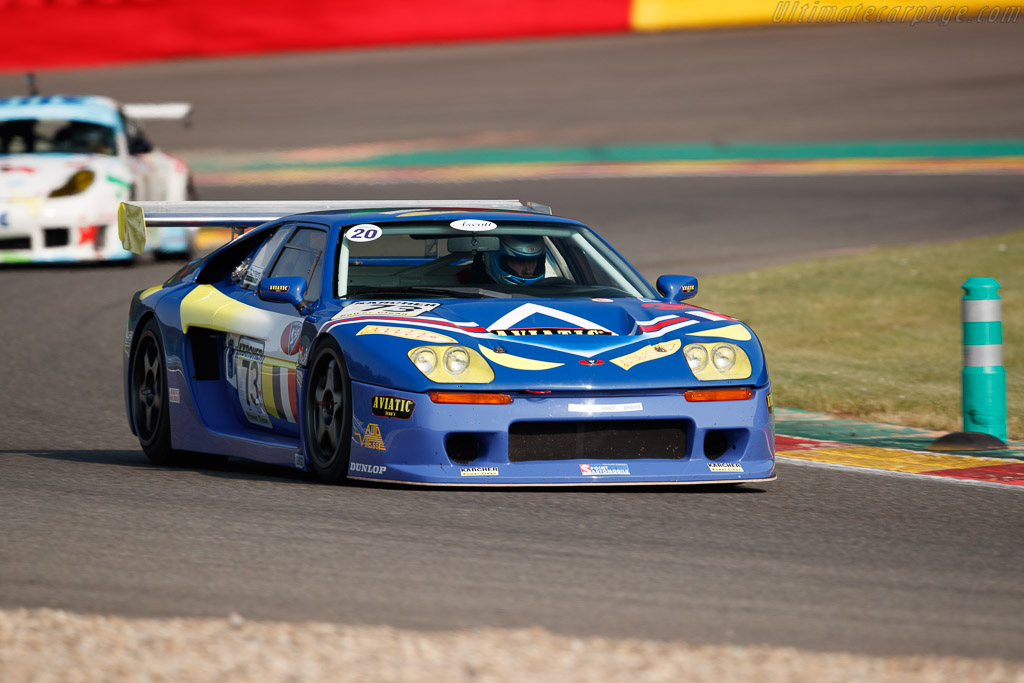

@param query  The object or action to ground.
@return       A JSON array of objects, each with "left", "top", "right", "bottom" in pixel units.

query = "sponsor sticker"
[
  {"left": 280, "top": 321, "right": 303, "bottom": 356},
  {"left": 228, "top": 336, "right": 272, "bottom": 428},
  {"left": 350, "top": 463, "right": 387, "bottom": 475},
  {"left": 267, "top": 284, "right": 290, "bottom": 293},
  {"left": 580, "top": 463, "right": 631, "bottom": 476},
  {"left": 345, "top": 224, "right": 382, "bottom": 242},
  {"left": 356, "top": 325, "right": 455, "bottom": 344},
  {"left": 168, "top": 387, "right": 180, "bottom": 403},
  {"left": 334, "top": 301, "right": 441, "bottom": 319},
  {"left": 492, "top": 328, "right": 610, "bottom": 336},
  {"left": 294, "top": 452, "right": 305, "bottom": 469},
  {"left": 579, "top": 359, "right": 605, "bottom": 366},
  {"left": 486, "top": 303, "right": 613, "bottom": 335},
  {"left": 641, "top": 302, "right": 692, "bottom": 310},
  {"left": 355, "top": 424, "right": 386, "bottom": 451},
  {"left": 372, "top": 395, "right": 416, "bottom": 419},
  {"left": 591, "top": 298, "right": 614, "bottom": 302},
  {"left": 568, "top": 402, "right": 643, "bottom": 413},
  {"left": 460, "top": 467, "right": 499, "bottom": 477},
  {"left": 450, "top": 219, "right": 497, "bottom": 232},
  {"left": 708, "top": 463, "right": 743, "bottom": 472},
  {"left": 610, "top": 339, "right": 682, "bottom": 371}
]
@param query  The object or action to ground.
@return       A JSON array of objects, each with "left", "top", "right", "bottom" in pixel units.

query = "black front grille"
[
  {"left": 0, "top": 236, "right": 31, "bottom": 250},
  {"left": 509, "top": 419, "right": 687, "bottom": 462},
  {"left": 44, "top": 228, "right": 69, "bottom": 247}
]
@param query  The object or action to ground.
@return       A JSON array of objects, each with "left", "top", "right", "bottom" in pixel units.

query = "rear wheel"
[
  {"left": 304, "top": 340, "right": 353, "bottom": 484},
  {"left": 130, "top": 319, "right": 177, "bottom": 465}
]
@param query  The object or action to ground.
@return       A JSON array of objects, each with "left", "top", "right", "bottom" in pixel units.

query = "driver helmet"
[{"left": 486, "top": 235, "right": 546, "bottom": 285}]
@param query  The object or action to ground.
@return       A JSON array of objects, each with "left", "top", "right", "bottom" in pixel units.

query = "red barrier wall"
[{"left": 1, "top": 0, "right": 631, "bottom": 72}]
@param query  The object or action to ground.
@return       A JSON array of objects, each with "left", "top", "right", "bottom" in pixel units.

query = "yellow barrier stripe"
[{"left": 631, "top": 1, "right": 1016, "bottom": 31}]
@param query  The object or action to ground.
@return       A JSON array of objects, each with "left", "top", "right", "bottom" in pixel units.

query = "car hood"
[
  {"left": 326, "top": 297, "right": 768, "bottom": 391},
  {"left": 0, "top": 153, "right": 121, "bottom": 199}
]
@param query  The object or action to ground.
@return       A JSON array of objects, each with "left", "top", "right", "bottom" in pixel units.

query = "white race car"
[{"left": 0, "top": 94, "right": 196, "bottom": 264}]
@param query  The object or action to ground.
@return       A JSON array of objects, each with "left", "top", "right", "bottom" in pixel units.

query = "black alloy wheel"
[
  {"left": 130, "top": 319, "right": 176, "bottom": 465},
  {"left": 304, "top": 339, "right": 353, "bottom": 483}
]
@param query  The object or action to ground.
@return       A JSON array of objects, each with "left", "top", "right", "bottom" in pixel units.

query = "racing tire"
[
  {"left": 129, "top": 318, "right": 178, "bottom": 466},
  {"left": 304, "top": 339, "right": 353, "bottom": 484}
]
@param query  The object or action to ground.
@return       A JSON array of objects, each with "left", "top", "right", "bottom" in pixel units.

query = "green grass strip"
[
  {"left": 694, "top": 231, "right": 1024, "bottom": 440},
  {"left": 189, "top": 139, "right": 1024, "bottom": 173}
]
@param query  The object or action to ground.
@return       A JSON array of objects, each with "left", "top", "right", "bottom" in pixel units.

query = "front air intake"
[{"left": 509, "top": 420, "right": 686, "bottom": 462}]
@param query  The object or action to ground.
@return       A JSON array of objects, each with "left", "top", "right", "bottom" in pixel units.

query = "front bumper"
[{"left": 343, "top": 380, "right": 775, "bottom": 485}]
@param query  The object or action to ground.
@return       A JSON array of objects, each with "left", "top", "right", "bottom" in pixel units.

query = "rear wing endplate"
[
  {"left": 122, "top": 103, "right": 193, "bottom": 126},
  {"left": 117, "top": 199, "right": 553, "bottom": 254}
]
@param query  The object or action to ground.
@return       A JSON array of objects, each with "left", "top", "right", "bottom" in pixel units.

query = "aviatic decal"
[
  {"left": 610, "top": 339, "right": 682, "bottom": 370},
  {"left": 371, "top": 395, "right": 416, "bottom": 420},
  {"left": 486, "top": 303, "right": 614, "bottom": 336}
]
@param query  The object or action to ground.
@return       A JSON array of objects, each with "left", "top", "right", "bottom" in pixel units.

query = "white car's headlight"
[
  {"left": 684, "top": 343, "right": 751, "bottom": 380},
  {"left": 49, "top": 170, "right": 95, "bottom": 198}
]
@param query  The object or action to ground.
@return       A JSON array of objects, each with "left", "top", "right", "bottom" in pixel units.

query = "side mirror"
[
  {"left": 258, "top": 276, "right": 308, "bottom": 311},
  {"left": 128, "top": 137, "right": 153, "bottom": 155},
  {"left": 656, "top": 275, "right": 698, "bottom": 302}
]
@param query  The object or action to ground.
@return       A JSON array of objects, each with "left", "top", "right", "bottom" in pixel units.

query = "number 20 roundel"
[{"left": 345, "top": 224, "right": 382, "bottom": 242}]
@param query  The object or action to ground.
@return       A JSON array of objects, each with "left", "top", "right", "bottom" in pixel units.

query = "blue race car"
[{"left": 122, "top": 200, "right": 775, "bottom": 486}]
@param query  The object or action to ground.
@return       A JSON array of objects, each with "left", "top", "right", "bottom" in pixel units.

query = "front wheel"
[{"left": 304, "top": 339, "right": 353, "bottom": 484}]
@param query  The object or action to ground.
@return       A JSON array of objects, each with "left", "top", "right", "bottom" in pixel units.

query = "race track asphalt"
[{"left": 1, "top": 23, "right": 1022, "bottom": 659}]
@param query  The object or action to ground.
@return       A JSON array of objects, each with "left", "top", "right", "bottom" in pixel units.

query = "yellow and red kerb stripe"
[{"left": 776, "top": 436, "right": 1024, "bottom": 486}]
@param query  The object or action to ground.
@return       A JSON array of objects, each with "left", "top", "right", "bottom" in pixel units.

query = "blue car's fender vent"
[{"left": 508, "top": 420, "right": 687, "bottom": 462}]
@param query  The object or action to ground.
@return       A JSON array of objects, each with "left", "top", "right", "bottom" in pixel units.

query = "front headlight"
[
  {"left": 411, "top": 347, "right": 438, "bottom": 374},
  {"left": 684, "top": 343, "right": 751, "bottom": 380},
  {"left": 408, "top": 346, "right": 494, "bottom": 383},
  {"left": 711, "top": 344, "right": 736, "bottom": 372},
  {"left": 443, "top": 346, "right": 471, "bottom": 375},
  {"left": 49, "top": 170, "right": 95, "bottom": 197},
  {"left": 684, "top": 344, "right": 708, "bottom": 372}
]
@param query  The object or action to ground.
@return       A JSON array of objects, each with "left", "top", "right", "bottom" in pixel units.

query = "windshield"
[
  {"left": 0, "top": 118, "right": 116, "bottom": 156},
  {"left": 338, "top": 222, "right": 656, "bottom": 300}
]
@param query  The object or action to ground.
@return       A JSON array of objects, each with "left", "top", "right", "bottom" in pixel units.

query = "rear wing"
[
  {"left": 122, "top": 103, "right": 193, "bottom": 125},
  {"left": 117, "top": 199, "right": 553, "bottom": 254}
]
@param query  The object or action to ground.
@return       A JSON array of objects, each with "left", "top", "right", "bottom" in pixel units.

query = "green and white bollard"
[{"left": 961, "top": 277, "right": 1006, "bottom": 442}]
